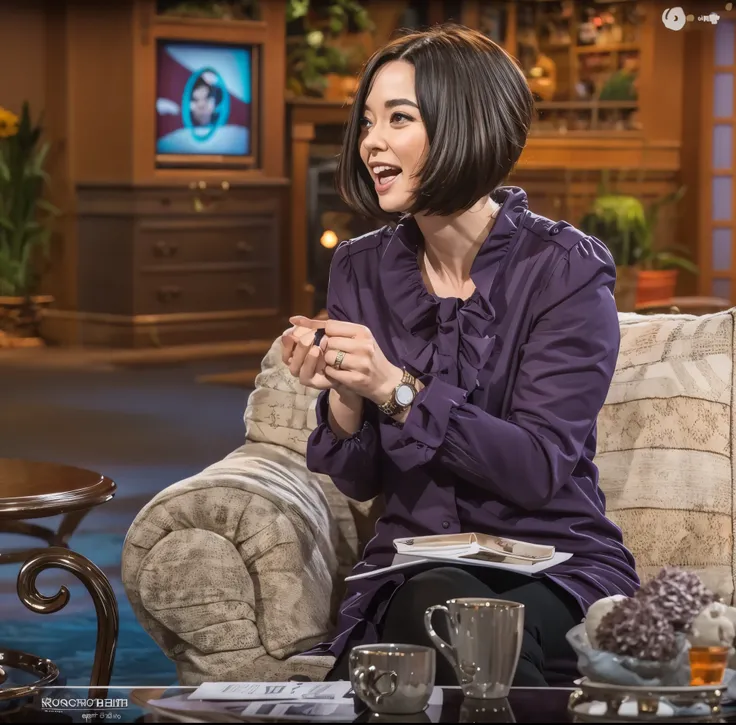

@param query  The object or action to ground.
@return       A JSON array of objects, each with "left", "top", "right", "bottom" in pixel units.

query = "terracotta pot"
[
  {"left": 323, "top": 73, "right": 359, "bottom": 101},
  {"left": 636, "top": 270, "right": 678, "bottom": 305},
  {"left": 0, "top": 294, "right": 53, "bottom": 345},
  {"left": 614, "top": 266, "right": 639, "bottom": 312}
]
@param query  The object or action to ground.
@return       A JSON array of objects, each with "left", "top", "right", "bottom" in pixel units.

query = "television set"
[{"left": 155, "top": 39, "right": 258, "bottom": 168}]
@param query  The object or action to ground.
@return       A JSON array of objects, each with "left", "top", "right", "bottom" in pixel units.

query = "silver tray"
[{"left": 568, "top": 678, "right": 725, "bottom": 723}]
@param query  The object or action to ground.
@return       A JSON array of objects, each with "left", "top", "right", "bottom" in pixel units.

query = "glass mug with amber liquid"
[{"left": 689, "top": 646, "right": 730, "bottom": 686}]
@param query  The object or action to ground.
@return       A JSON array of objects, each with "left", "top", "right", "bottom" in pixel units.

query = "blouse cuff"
[
  {"left": 306, "top": 389, "right": 378, "bottom": 476},
  {"left": 382, "top": 375, "right": 468, "bottom": 472}
]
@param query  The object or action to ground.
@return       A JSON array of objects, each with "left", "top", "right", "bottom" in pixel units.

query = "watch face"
[{"left": 395, "top": 383, "right": 416, "bottom": 407}]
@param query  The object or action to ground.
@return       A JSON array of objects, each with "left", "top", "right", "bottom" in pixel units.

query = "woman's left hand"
[{"left": 289, "top": 316, "right": 403, "bottom": 406}]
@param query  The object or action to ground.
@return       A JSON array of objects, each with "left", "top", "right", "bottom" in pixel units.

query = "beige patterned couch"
[{"left": 122, "top": 309, "right": 736, "bottom": 685}]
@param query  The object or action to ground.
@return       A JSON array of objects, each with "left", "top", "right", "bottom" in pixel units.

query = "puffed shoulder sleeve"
[
  {"left": 305, "top": 243, "right": 382, "bottom": 502},
  {"left": 383, "top": 237, "right": 619, "bottom": 511}
]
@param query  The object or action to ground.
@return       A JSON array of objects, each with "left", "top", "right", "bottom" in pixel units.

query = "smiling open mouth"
[{"left": 372, "top": 165, "right": 402, "bottom": 193}]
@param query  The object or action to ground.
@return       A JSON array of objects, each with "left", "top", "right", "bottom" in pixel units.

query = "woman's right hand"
[{"left": 281, "top": 324, "right": 333, "bottom": 390}]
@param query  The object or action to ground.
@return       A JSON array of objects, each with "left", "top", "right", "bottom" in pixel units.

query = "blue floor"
[{"left": 0, "top": 360, "right": 251, "bottom": 688}]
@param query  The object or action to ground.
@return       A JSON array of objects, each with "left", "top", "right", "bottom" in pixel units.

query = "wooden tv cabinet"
[{"left": 37, "top": 0, "right": 289, "bottom": 348}]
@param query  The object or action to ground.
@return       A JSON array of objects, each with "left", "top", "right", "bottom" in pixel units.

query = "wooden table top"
[{"left": 0, "top": 458, "right": 116, "bottom": 520}]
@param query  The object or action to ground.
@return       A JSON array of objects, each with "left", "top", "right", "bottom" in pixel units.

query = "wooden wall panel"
[
  {"left": 638, "top": 1, "right": 685, "bottom": 147},
  {"left": 680, "top": 26, "right": 706, "bottom": 296},
  {"left": 0, "top": 1, "right": 47, "bottom": 116},
  {"left": 67, "top": 1, "right": 136, "bottom": 183}
]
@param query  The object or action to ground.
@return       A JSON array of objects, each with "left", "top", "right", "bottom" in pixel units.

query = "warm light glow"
[{"left": 320, "top": 230, "right": 339, "bottom": 249}]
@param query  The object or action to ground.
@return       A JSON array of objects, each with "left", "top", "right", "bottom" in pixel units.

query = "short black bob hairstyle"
[{"left": 336, "top": 24, "right": 535, "bottom": 221}]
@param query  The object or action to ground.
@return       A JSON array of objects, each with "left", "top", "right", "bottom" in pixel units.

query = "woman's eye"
[
  {"left": 359, "top": 116, "right": 372, "bottom": 129},
  {"left": 391, "top": 112, "right": 412, "bottom": 124}
]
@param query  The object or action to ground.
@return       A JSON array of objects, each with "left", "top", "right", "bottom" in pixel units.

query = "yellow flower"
[{"left": 0, "top": 107, "right": 19, "bottom": 138}]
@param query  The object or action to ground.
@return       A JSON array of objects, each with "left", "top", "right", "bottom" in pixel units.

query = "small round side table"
[{"left": 0, "top": 458, "right": 118, "bottom": 701}]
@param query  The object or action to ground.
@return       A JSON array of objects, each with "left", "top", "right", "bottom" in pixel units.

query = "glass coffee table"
[
  {"left": 132, "top": 685, "right": 574, "bottom": 722},
  {"left": 2, "top": 683, "right": 731, "bottom": 722}
]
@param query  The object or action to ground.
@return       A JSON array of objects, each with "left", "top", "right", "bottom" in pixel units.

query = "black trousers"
[{"left": 327, "top": 566, "right": 581, "bottom": 686}]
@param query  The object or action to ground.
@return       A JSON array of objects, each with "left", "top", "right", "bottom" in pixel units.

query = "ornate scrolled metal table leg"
[
  {"left": 17, "top": 546, "right": 118, "bottom": 700},
  {"left": 55, "top": 509, "right": 91, "bottom": 548},
  {"left": 0, "top": 510, "right": 89, "bottom": 565}
]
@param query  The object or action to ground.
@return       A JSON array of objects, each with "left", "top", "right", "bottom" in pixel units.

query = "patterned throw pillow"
[{"left": 598, "top": 310, "right": 735, "bottom": 603}]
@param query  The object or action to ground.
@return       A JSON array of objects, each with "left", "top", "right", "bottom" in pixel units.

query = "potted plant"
[
  {"left": 287, "top": 0, "right": 373, "bottom": 99},
  {"left": 0, "top": 102, "right": 59, "bottom": 345},
  {"left": 580, "top": 174, "right": 696, "bottom": 311},
  {"left": 635, "top": 186, "right": 698, "bottom": 304}
]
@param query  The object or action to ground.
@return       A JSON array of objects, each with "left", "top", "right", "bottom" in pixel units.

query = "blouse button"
[{"left": 442, "top": 521, "right": 450, "bottom": 530}]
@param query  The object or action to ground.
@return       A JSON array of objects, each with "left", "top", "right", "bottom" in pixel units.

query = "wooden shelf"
[
  {"left": 153, "top": 14, "right": 266, "bottom": 30},
  {"left": 575, "top": 42, "right": 640, "bottom": 54},
  {"left": 536, "top": 101, "right": 638, "bottom": 110},
  {"left": 288, "top": 97, "right": 639, "bottom": 112},
  {"left": 528, "top": 129, "right": 643, "bottom": 139}
]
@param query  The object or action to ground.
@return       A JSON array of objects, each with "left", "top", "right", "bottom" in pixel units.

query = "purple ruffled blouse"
[{"left": 304, "top": 187, "right": 639, "bottom": 661}]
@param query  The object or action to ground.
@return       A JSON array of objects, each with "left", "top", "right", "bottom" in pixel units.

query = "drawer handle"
[
  {"left": 157, "top": 286, "right": 182, "bottom": 303},
  {"left": 236, "top": 241, "right": 254, "bottom": 254},
  {"left": 153, "top": 241, "right": 178, "bottom": 258},
  {"left": 237, "top": 283, "right": 256, "bottom": 297}
]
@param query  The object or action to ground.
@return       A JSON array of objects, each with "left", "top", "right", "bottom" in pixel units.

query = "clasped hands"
[{"left": 281, "top": 315, "right": 403, "bottom": 406}]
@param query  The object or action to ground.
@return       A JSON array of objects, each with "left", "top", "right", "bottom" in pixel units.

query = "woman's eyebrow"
[{"left": 385, "top": 98, "right": 419, "bottom": 109}]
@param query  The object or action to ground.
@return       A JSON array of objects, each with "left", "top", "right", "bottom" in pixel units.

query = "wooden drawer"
[
  {"left": 77, "top": 182, "right": 289, "bottom": 218},
  {"left": 136, "top": 269, "right": 279, "bottom": 314},
  {"left": 137, "top": 216, "right": 278, "bottom": 268}
]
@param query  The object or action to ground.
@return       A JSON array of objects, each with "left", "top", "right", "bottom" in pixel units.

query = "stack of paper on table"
[
  {"left": 147, "top": 682, "right": 445, "bottom": 723},
  {"left": 346, "top": 532, "right": 572, "bottom": 582}
]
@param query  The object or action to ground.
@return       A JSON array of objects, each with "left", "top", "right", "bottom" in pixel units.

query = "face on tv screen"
[{"left": 156, "top": 41, "right": 253, "bottom": 157}]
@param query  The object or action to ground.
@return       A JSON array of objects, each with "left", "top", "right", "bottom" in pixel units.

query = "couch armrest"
[{"left": 122, "top": 442, "right": 339, "bottom": 685}]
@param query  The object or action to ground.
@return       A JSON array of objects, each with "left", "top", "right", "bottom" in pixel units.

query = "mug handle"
[
  {"left": 425, "top": 604, "right": 460, "bottom": 674},
  {"left": 355, "top": 665, "right": 398, "bottom": 705}
]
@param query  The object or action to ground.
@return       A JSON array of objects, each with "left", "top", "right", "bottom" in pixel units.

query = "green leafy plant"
[
  {"left": 0, "top": 102, "right": 59, "bottom": 297},
  {"left": 287, "top": 0, "right": 373, "bottom": 97},
  {"left": 579, "top": 171, "right": 697, "bottom": 273},
  {"left": 157, "top": 0, "right": 259, "bottom": 20}
]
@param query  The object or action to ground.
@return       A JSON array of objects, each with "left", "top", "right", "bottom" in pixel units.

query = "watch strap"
[{"left": 378, "top": 369, "right": 417, "bottom": 416}]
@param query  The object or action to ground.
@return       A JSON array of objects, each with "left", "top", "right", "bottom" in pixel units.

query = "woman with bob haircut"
[{"left": 282, "top": 24, "right": 638, "bottom": 686}]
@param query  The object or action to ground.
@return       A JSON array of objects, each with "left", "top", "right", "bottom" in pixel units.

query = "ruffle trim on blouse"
[{"left": 379, "top": 187, "right": 530, "bottom": 393}]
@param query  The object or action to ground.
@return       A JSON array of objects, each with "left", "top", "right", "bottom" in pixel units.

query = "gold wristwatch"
[{"left": 378, "top": 369, "right": 418, "bottom": 416}]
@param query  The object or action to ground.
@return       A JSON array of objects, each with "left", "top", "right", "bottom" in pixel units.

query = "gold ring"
[{"left": 334, "top": 350, "right": 346, "bottom": 370}]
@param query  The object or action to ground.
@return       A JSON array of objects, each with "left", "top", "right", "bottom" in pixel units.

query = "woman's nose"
[{"left": 362, "top": 128, "right": 388, "bottom": 153}]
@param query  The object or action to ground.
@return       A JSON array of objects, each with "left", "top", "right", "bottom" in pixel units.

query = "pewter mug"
[
  {"left": 424, "top": 598, "right": 524, "bottom": 699},
  {"left": 349, "top": 643, "right": 436, "bottom": 715}
]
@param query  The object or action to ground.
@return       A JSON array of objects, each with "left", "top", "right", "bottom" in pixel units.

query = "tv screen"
[{"left": 155, "top": 40, "right": 254, "bottom": 159}]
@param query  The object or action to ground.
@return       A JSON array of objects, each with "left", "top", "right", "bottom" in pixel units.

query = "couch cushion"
[{"left": 598, "top": 310, "right": 736, "bottom": 602}]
